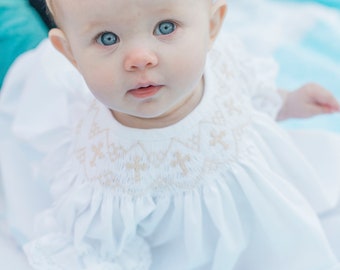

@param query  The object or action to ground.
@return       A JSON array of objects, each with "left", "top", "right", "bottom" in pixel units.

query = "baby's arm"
[{"left": 276, "top": 83, "right": 340, "bottom": 121}]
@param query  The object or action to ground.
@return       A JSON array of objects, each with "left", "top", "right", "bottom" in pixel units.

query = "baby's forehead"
[{"left": 49, "top": 0, "right": 214, "bottom": 19}]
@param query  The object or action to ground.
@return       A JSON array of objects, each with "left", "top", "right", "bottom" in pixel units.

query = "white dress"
[{"left": 1, "top": 35, "right": 340, "bottom": 270}]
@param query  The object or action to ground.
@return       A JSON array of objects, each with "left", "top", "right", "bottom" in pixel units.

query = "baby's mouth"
[{"left": 128, "top": 85, "right": 163, "bottom": 99}]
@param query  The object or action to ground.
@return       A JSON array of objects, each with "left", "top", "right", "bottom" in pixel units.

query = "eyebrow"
[{"left": 80, "top": 20, "right": 112, "bottom": 36}]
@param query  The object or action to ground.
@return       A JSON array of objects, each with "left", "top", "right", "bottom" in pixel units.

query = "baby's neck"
[{"left": 112, "top": 80, "right": 204, "bottom": 129}]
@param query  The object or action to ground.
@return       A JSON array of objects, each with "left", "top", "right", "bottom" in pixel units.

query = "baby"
[{"left": 1, "top": 0, "right": 340, "bottom": 269}]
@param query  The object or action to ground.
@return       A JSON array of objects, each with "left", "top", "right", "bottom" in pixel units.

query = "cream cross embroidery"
[
  {"left": 90, "top": 142, "right": 104, "bottom": 167},
  {"left": 224, "top": 99, "right": 241, "bottom": 115},
  {"left": 126, "top": 156, "right": 147, "bottom": 182},
  {"left": 75, "top": 147, "right": 86, "bottom": 164},
  {"left": 210, "top": 131, "right": 229, "bottom": 149},
  {"left": 89, "top": 122, "right": 101, "bottom": 138},
  {"left": 171, "top": 152, "right": 191, "bottom": 176}
]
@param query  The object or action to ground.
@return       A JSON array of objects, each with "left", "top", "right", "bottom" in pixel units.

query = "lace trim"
[
  {"left": 24, "top": 234, "right": 152, "bottom": 270},
  {"left": 211, "top": 34, "right": 282, "bottom": 118}
]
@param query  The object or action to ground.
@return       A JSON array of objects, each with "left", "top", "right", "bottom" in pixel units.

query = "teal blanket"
[
  {"left": 0, "top": 0, "right": 47, "bottom": 88},
  {"left": 283, "top": 0, "right": 340, "bottom": 9}
]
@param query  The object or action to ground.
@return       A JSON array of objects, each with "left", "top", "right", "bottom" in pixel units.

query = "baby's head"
[{"left": 47, "top": 0, "right": 227, "bottom": 128}]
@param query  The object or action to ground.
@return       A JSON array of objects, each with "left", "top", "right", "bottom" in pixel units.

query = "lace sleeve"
[
  {"left": 241, "top": 56, "right": 283, "bottom": 118},
  {"left": 212, "top": 34, "right": 283, "bottom": 118},
  {"left": 24, "top": 233, "right": 151, "bottom": 270}
]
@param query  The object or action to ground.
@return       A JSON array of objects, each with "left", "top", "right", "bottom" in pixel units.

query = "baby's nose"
[{"left": 124, "top": 48, "right": 158, "bottom": 71}]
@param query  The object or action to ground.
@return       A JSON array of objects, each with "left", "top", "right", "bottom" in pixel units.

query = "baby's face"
[{"left": 51, "top": 0, "right": 225, "bottom": 126}]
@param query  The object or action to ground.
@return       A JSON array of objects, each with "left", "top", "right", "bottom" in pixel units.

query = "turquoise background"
[
  {"left": 0, "top": 0, "right": 47, "bottom": 88},
  {"left": 281, "top": 0, "right": 340, "bottom": 9}
]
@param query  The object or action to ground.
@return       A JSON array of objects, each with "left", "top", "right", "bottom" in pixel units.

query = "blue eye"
[
  {"left": 154, "top": 21, "right": 176, "bottom": 36},
  {"left": 97, "top": 32, "right": 119, "bottom": 46}
]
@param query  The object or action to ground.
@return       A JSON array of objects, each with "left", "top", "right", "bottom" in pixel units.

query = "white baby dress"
[{"left": 1, "top": 34, "right": 340, "bottom": 270}]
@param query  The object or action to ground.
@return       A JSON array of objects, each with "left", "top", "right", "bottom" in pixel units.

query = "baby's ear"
[
  {"left": 209, "top": 0, "right": 227, "bottom": 45},
  {"left": 49, "top": 28, "right": 77, "bottom": 67}
]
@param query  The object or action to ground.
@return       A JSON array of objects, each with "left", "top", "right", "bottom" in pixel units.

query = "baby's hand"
[{"left": 276, "top": 83, "right": 340, "bottom": 121}]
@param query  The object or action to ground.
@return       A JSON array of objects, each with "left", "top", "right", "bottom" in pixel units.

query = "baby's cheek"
[{"left": 83, "top": 71, "right": 115, "bottom": 99}]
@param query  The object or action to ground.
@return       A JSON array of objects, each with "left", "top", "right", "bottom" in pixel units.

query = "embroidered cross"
[
  {"left": 224, "top": 99, "right": 241, "bottom": 115},
  {"left": 211, "top": 111, "right": 225, "bottom": 125},
  {"left": 90, "top": 142, "right": 104, "bottom": 167},
  {"left": 171, "top": 152, "right": 191, "bottom": 176},
  {"left": 89, "top": 122, "right": 100, "bottom": 138},
  {"left": 108, "top": 143, "right": 125, "bottom": 161},
  {"left": 210, "top": 131, "right": 229, "bottom": 149},
  {"left": 75, "top": 147, "right": 86, "bottom": 164},
  {"left": 126, "top": 156, "right": 147, "bottom": 182}
]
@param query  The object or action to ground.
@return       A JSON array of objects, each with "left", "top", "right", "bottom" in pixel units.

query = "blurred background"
[{"left": 224, "top": 0, "right": 340, "bottom": 132}]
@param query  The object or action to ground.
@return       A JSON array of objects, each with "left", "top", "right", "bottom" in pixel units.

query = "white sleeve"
[
  {"left": 213, "top": 34, "right": 283, "bottom": 118},
  {"left": 241, "top": 55, "right": 283, "bottom": 118}
]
